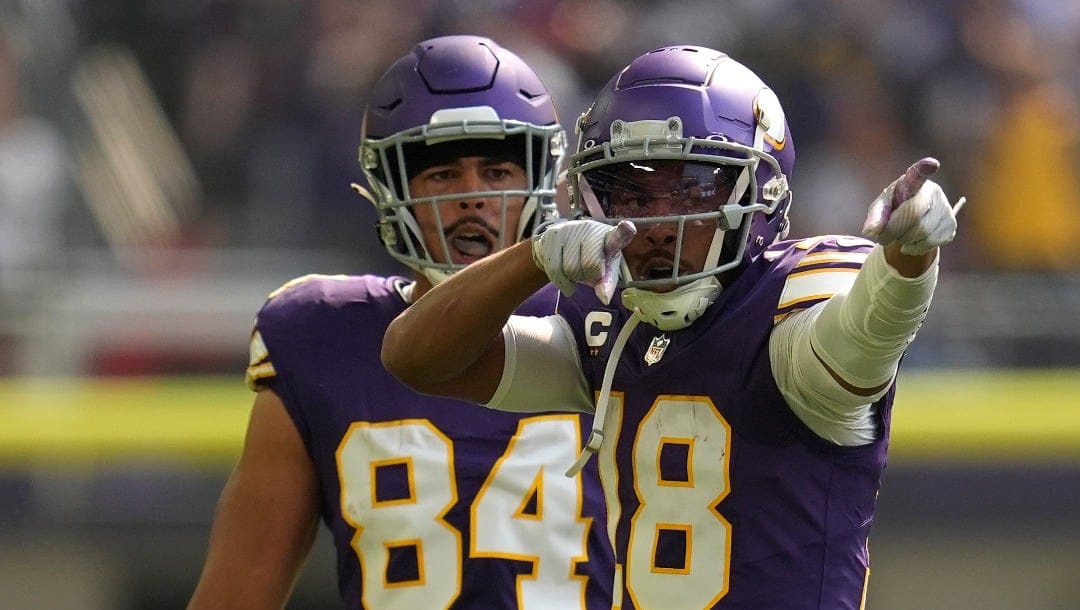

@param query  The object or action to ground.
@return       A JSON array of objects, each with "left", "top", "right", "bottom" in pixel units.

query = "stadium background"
[{"left": 1, "top": 0, "right": 1077, "bottom": 608}]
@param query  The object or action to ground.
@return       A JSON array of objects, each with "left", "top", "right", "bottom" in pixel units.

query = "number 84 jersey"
[
  {"left": 247, "top": 274, "right": 614, "bottom": 609},
  {"left": 560, "top": 236, "right": 892, "bottom": 610}
]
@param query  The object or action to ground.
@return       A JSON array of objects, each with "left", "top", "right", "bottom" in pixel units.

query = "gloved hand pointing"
[
  {"left": 862, "top": 157, "right": 965, "bottom": 256},
  {"left": 532, "top": 219, "right": 637, "bottom": 304}
]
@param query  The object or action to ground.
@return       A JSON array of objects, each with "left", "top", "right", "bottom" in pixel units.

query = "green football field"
[{"left": 1, "top": 369, "right": 1077, "bottom": 470}]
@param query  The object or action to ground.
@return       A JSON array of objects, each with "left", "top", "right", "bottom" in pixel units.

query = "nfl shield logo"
[{"left": 644, "top": 335, "right": 670, "bottom": 366}]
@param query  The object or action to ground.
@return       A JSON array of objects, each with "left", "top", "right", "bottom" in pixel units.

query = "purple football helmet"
[
  {"left": 359, "top": 35, "right": 565, "bottom": 282},
  {"left": 569, "top": 45, "right": 795, "bottom": 293}
]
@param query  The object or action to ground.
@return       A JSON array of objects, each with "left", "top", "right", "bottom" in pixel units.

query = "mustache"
[{"left": 442, "top": 216, "right": 502, "bottom": 238}]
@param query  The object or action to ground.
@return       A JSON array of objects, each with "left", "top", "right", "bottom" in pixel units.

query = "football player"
[
  {"left": 188, "top": 35, "right": 613, "bottom": 610},
  {"left": 382, "top": 45, "right": 961, "bottom": 609}
]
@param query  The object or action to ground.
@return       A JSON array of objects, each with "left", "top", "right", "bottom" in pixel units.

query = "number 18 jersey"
[{"left": 559, "top": 236, "right": 891, "bottom": 610}]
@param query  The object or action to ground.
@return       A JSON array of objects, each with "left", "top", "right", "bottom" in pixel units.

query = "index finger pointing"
[
  {"left": 892, "top": 157, "right": 940, "bottom": 206},
  {"left": 603, "top": 220, "right": 637, "bottom": 258}
]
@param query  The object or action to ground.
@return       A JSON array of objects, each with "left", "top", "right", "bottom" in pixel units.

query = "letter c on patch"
[{"left": 585, "top": 311, "right": 612, "bottom": 348}]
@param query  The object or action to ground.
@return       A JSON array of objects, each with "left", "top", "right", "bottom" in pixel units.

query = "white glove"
[
  {"left": 532, "top": 219, "right": 637, "bottom": 304},
  {"left": 862, "top": 157, "right": 964, "bottom": 256}
]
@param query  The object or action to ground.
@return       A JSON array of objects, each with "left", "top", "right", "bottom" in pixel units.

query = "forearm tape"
[{"left": 809, "top": 245, "right": 938, "bottom": 391}]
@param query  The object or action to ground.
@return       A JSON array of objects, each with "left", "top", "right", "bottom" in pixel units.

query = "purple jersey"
[
  {"left": 558, "top": 236, "right": 890, "bottom": 609},
  {"left": 246, "top": 275, "right": 613, "bottom": 609}
]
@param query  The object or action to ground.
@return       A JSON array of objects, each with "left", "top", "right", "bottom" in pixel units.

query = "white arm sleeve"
[
  {"left": 770, "top": 245, "right": 938, "bottom": 445},
  {"left": 486, "top": 314, "right": 594, "bottom": 414}
]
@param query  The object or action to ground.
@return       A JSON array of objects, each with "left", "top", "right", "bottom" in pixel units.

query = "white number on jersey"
[
  {"left": 337, "top": 415, "right": 592, "bottom": 609},
  {"left": 599, "top": 394, "right": 732, "bottom": 608}
]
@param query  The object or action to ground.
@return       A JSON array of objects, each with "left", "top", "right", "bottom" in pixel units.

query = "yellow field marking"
[
  {"left": 0, "top": 369, "right": 1077, "bottom": 470},
  {"left": 0, "top": 376, "right": 250, "bottom": 470}
]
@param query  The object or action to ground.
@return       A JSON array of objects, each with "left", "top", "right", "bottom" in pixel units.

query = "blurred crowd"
[
  {"left": 3, "top": 0, "right": 1079, "bottom": 279},
  {"left": 1, "top": 0, "right": 1079, "bottom": 376}
]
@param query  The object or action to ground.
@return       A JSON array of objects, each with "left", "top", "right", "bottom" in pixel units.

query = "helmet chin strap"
[
  {"left": 564, "top": 275, "right": 723, "bottom": 477},
  {"left": 566, "top": 313, "right": 641, "bottom": 477}
]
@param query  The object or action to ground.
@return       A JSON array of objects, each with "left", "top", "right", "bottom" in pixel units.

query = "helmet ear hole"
[{"left": 777, "top": 206, "right": 791, "bottom": 240}]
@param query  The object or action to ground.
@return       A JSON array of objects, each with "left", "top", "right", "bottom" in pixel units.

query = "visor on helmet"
[{"left": 583, "top": 160, "right": 742, "bottom": 219}]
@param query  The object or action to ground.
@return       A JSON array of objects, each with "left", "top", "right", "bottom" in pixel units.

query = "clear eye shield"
[{"left": 583, "top": 160, "right": 742, "bottom": 219}]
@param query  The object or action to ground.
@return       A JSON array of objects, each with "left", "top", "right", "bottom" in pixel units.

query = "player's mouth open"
[
  {"left": 451, "top": 230, "right": 496, "bottom": 260},
  {"left": 644, "top": 265, "right": 674, "bottom": 280},
  {"left": 636, "top": 256, "right": 681, "bottom": 282}
]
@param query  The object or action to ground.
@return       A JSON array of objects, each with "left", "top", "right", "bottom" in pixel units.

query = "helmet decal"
[{"left": 754, "top": 88, "right": 787, "bottom": 150}]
